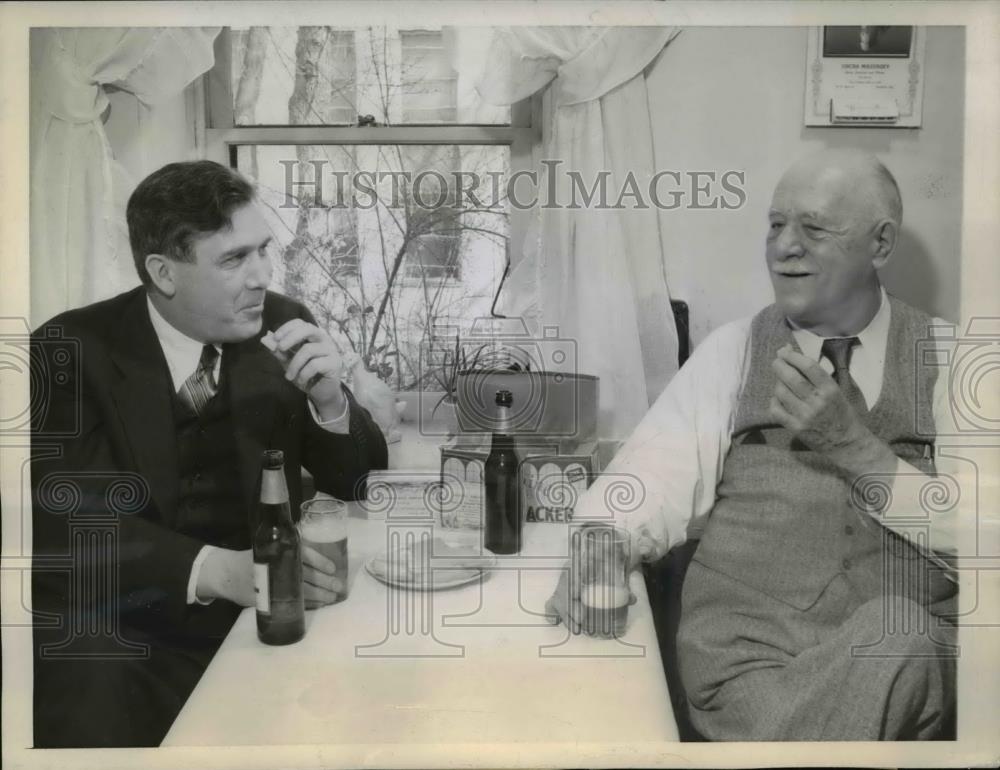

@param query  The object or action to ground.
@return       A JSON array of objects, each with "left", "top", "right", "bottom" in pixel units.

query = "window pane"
[
  {"left": 234, "top": 144, "right": 510, "bottom": 391},
  {"left": 231, "top": 27, "right": 356, "bottom": 126},
  {"left": 400, "top": 30, "right": 456, "bottom": 123},
  {"left": 229, "top": 25, "right": 510, "bottom": 126},
  {"left": 406, "top": 234, "right": 460, "bottom": 280}
]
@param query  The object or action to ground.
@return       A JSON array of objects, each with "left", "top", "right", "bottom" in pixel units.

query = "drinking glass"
[
  {"left": 298, "top": 496, "right": 349, "bottom": 605},
  {"left": 577, "top": 524, "right": 630, "bottom": 637}
]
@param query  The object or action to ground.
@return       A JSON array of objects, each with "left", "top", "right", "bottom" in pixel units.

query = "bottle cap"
[
  {"left": 262, "top": 449, "right": 285, "bottom": 469},
  {"left": 495, "top": 389, "right": 513, "bottom": 408}
]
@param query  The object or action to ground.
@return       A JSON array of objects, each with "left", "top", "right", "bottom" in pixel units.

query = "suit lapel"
[
  {"left": 225, "top": 335, "right": 288, "bottom": 509},
  {"left": 109, "top": 289, "right": 292, "bottom": 519},
  {"left": 109, "top": 290, "right": 180, "bottom": 522}
]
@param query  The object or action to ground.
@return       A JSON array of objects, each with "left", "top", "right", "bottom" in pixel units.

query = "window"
[
  {"left": 400, "top": 30, "right": 457, "bottom": 123},
  {"left": 231, "top": 28, "right": 357, "bottom": 125},
  {"left": 224, "top": 26, "right": 510, "bottom": 127},
  {"left": 207, "top": 26, "right": 535, "bottom": 390},
  {"left": 397, "top": 144, "right": 461, "bottom": 280}
]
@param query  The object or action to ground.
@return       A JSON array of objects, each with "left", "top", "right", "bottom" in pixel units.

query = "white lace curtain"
[
  {"left": 448, "top": 27, "right": 681, "bottom": 439},
  {"left": 29, "top": 27, "right": 220, "bottom": 327}
]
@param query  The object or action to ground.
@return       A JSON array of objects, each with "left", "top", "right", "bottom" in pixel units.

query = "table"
[{"left": 164, "top": 516, "right": 678, "bottom": 746}]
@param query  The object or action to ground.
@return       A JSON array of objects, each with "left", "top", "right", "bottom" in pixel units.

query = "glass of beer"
[
  {"left": 298, "top": 496, "right": 349, "bottom": 605},
  {"left": 578, "top": 524, "right": 630, "bottom": 638}
]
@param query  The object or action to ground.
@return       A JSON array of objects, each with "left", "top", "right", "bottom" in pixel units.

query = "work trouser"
[{"left": 677, "top": 561, "right": 957, "bottom": 741}]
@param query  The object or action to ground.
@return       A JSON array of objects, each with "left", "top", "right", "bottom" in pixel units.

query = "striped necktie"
[
  {"left": 178, "top": 344, "right": 220, "bottom": 416},
  {"left": 820, "top": 336, "right": 867, "bottom": 415}
]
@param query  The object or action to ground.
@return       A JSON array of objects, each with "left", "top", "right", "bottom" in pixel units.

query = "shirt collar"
[
  {"left": 146, "top": 295, "right": 222, "bottom": 391},
  {"left": 789, "top": 288, "right": 891, "bottom": 364}
]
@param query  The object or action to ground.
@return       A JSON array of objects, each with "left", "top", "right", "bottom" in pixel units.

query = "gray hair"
[{"left": 871, "top": 159, "right": 903, "bottom": 225}]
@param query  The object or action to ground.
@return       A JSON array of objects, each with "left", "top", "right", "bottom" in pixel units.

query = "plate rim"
[{"left": 363, "top": 543, "right": 497, "bottom": 591}]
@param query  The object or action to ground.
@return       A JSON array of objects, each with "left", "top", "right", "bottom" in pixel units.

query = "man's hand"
[
  {"left": 262, "top": 320, "right": 346, "bottom": 420},
  {"left": 196, "top": 546, "right": 345, "bottom": 609},
  {"left": 769, "top": 345, "right": 894, "bottom": 478},
  {"left": 302, "top": 545, "right": 345, "bottom": 609},
  {"left": 196, "top": 548, "right": 255, "bottom": 606}
]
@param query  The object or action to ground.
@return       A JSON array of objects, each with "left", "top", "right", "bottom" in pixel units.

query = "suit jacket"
[{"left": 30, "top": 286, "right": 388, "bottom": 636}]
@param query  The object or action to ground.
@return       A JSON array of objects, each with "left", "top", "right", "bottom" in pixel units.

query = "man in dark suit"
[{"left": 30, "top": 160, "right": 388, "bottom": 747}]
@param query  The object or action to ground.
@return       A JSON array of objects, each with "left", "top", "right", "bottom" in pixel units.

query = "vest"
[
  {"left": 170, "top": 364, "right": 249, "bottom": 550},
  {"left": 693, "top": 296, "right": 956, "bottom": 611}
]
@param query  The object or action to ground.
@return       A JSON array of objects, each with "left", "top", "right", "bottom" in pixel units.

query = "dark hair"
[{"left": 126, "top": 161, "right": 256, "bottom": 285}]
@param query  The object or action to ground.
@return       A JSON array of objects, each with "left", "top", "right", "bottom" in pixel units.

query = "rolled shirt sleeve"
[{"left": 573, "top": 318, "right": 751, "bottom": 567}]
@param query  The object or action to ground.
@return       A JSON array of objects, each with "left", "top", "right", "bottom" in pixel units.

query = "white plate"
[{"left": 364, "top": 538, "right": 497, "bottom": 591}]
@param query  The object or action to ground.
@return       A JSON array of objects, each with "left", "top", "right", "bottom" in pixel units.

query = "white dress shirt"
[
  {"left": 576, "top": 290, "right": 961, "bottom": 571},
  {"left": 146, "top": 297, "right": 350, "bottom": 604}
]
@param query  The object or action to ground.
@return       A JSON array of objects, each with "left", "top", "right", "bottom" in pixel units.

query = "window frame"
[{"left": 202, "top": 28, "right": 540, "bottom": 263}]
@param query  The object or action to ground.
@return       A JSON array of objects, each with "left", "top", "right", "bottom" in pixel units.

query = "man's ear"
[
  {"left": 145, "top": 254, "right": 177, "bottom": 297},
  {"left": 870, "top": 219, "right": 898, "bottom": 270}
]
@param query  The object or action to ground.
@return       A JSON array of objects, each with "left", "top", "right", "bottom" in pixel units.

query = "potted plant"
[{"left": 429, "top": 334, "right": 467, "bottom": 435}]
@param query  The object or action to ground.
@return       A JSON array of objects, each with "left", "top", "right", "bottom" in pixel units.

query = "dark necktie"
[
  {"left": 820, "top": 336, "right": 867, "bottom": 415},
  {"left": 179, "top": 344, "right": 220, "bottom": 416}
]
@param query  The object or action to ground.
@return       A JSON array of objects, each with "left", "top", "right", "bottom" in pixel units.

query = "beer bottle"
[
  {"left": 484, "top": 389, "right": 521, "bottom": 554},
  {"left": 252, "top": 450, "right": 305, "bottom": 645}
]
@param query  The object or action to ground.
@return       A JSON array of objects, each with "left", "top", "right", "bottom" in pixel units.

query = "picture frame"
[{"left": 805, "top": 25, "right": 926, "bottom": 126}]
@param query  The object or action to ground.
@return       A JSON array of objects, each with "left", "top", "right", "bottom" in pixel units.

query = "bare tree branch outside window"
[{"left": 231, "top": 26, "right": 510, "bottom": 391}]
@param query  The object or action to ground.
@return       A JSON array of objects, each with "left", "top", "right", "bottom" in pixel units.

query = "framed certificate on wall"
[{"left": 805, "top": 26, "right": 926, "bottom": 127}]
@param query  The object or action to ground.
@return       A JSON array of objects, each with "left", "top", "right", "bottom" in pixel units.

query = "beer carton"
[
  {"left": 520, "top": 440, "right": 602, "bottom": 524},
  {"left": 438, "top": 437, "right": 558, "bottom": 529},
  {"left": 355, "top": 471, "right": 441, "bottom": 521}
]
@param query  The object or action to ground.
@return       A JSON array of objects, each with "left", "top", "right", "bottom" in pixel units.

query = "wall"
[
  {"left": 100, "top": 27, "right": 967, "bottom": 342},
  {"left": 646, "top": 27, "right": 965, "bottom": 345},
  {"left": 101, "top": 85, "right": 201, "bottom": 292}
]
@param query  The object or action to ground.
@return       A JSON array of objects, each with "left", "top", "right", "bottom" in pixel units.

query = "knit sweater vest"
[{"left": 692, "top": 296, "right": 955, "bottom": 611}]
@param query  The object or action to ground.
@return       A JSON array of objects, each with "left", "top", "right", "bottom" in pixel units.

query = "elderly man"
[
  {"left": 548, "top": 149, "right": 957, "bottom": 741},
  {"left": 31, "top": 161, "right": 388, "bottom": 747}
]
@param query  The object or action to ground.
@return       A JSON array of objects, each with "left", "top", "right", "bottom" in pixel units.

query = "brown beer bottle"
[
  {"left": 252, "top": 450, "right": 305, "bottom": 645},
  {"left": 484, "top": 389, "right": 521, "bottom": 554}
]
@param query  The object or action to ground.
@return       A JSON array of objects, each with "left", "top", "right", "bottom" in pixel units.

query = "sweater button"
[
  {"left": 842, "top": 558, "right": 852, "bottom": 570},
  {"left": 844, "top": 524, "right": 854, "bottom": 535}
]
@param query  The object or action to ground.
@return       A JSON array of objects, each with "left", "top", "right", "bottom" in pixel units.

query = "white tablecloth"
[{"left": 164, "top": 517, "right": 678, "bottom": 746}]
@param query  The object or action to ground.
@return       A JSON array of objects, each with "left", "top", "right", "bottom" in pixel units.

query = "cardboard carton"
[
  {"left": 520, "top": 440, "right": 601, "bottom": 524},
  {"left": 438, "top": 438, "right": 557, "bottom": 529},
  {"left": 438, "top": 438, "right": 603, "bottom": 529}
]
